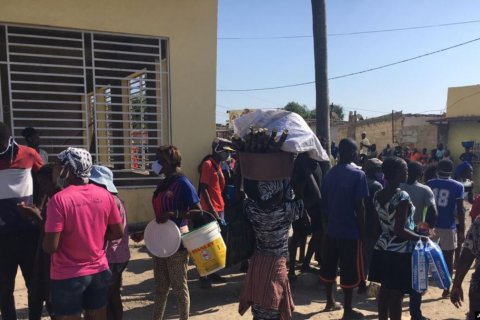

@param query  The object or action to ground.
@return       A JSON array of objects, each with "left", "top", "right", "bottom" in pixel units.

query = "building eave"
[{"left": 427, "top": 116, "right": 480, "bottom": 124}]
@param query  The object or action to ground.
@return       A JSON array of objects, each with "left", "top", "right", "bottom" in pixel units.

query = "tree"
[
  {"left": 311, "top": 0, "right": 330, "bottom": 153},
  {"left": 284, "top": 101, "right": 310, "bottom": 119},
  {"left": 330, "top": 104, "right": 345, "bottom": 120}
]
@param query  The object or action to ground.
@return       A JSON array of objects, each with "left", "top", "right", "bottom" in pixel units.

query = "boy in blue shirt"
[
  {"left": 319, "top": 138, "right": 368, "bottom": 320},
  {"left": 427, "top": 159, "right": 465, "bottom": 298}
]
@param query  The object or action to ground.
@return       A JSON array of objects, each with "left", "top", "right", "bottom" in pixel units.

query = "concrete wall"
[
  {"left": 398, "top": 116, "right": 442, "bottom": 150},
  {"left": 446, "top": 84, "right": 480, "bottom": 118},
  {"left": 0, "top": 0, "right": 218, "bottom": 224},
  {"left": 335, "top": 113, "right": 440, "bottom": 152}
]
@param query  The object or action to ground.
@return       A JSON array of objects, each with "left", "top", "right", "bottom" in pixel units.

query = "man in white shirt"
[{"left": 359, "top": 132, "right": 371, "bottom": 156}]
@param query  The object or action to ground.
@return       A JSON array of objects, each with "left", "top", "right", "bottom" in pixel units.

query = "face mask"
[
  {"left": 56, "top": 167, "right": 70, "bottom": 189},
  {"left": 152, "top": 160, "right": 163, "bottom": 175},
  {"left": 214, "top": 144, "right": 230, "bottom": 161},
  {"left": 219, "top": 152, "right": 230, "bottom": 161}
]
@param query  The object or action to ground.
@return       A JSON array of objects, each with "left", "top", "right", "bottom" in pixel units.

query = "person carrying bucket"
[
  {"left": 197, "top": 138, "right": 234, "bottom": 288},
  {"left": 132, "top": 145, "right": 204, "bottom": 320}
]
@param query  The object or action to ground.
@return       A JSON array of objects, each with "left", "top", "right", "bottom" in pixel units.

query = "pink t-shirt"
[{"left": 45, "top": 184, "right": 122, "bottom": 280}]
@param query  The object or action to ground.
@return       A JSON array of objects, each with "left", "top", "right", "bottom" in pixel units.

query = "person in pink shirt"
[
  {"left": 43, "top": 148, "right": 123, "bottom": 320},
  {"left": 89, "top": 165, "right": 130, "bottom": 320}
]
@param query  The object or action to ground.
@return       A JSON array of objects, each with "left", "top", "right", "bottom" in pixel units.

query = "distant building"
[
  {"left": 429, "top": 84, "right": 480, "bottom": 185},
  {"left": 322, "top": 112, "right": 442, "bottom": 152}
]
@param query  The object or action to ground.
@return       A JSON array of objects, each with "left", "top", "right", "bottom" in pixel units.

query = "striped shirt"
[
  {"left": 152, "top": 175, "right": 200, "bottom": 228},
  {"left": 0, "top": 144, "right": 43, "bottom": 234}
]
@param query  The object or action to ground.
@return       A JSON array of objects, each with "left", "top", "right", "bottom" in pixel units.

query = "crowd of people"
[{"left": 1, "top": 120, "right": 480, "bottom": 320}]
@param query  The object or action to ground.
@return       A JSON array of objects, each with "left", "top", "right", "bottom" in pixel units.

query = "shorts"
[
  {"left": 368, "top": 250, "right": 412, "bottom": 294},
  {"left": 51, "top": 269, "right": 112, "bottom": 316},
  {"left": 319, "top": 236, "right": 364, "bottom": 288},
  {"left": 433, "top": 228, "right": 457, "bottom": 251}
]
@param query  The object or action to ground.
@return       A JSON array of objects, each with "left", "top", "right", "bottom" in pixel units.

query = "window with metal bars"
[{"left": 0, "top": 24, "right": 170, "bottom": 188}]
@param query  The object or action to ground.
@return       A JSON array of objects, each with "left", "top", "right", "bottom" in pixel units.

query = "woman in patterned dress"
[
  {"left": 238, "top": 179, "right": 303, "bottom": 320},
  {"left": 368, "top": 157, "right": 428, "bottom": 320}
]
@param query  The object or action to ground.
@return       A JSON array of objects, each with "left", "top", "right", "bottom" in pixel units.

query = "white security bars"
[{"left": 0, "top": 24, "right": 169, "bottom": 188}]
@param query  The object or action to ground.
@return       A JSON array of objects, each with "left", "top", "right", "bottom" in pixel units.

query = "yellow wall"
[
  {"left": 446, "top": 84, "right": 480, "bottom": 117},
  {"left": 118, "top": 189, "right": 154, "bottom": 226},
  {"left": 0, "top": 0, "right": 218, "bottom": 224},
  {"left": 445, "top": 85, "right": 480, "bottom": 193},
  {"left": 448, "top": 122, "right": 480, "bottom": 192}
]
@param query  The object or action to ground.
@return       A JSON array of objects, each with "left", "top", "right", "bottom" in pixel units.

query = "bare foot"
[{"left": 323, "top": 302, "right": 342, "bottom": 312}]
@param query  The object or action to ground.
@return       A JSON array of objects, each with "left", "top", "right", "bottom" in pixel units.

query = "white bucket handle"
[{"left": 200, "top": 210, "right": 222, "bottom": 233}]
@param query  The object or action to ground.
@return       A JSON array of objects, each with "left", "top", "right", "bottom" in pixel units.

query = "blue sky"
[{"left": 216, "top": 1, "right": 480, "bottom": 123}]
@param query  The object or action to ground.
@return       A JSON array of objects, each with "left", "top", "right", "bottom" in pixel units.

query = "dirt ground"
[
  {"left": 11, "top": 203, "right": 475, "bottom": 320},
  {"left": 11, "top": 241, "right": 474, "bottom": 320}
]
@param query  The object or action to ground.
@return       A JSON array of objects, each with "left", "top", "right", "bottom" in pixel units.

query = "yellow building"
[
  {"left": 431, "top": 84, "right": 480, "bottom": 188},
  {"left": 0, "top": 0, "right": 218, "bottom": 226}
]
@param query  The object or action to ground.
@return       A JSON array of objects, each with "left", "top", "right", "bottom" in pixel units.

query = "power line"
[
  {"left": 218, "top": 18, "right": 480, "bottom": 40},
  {"left": 217, "top": 36, "right": 480, "bottom": 92},
  {"left": 443, "top": 89, "right": 480, "bottom": 111},
  {"left": 331, "top": 19, "right": 480, "bottom": 36}
]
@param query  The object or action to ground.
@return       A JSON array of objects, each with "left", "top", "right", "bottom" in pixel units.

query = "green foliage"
[
  {"left": 284, "top": 101, "right": 311, "bottom": 119},
  {"left": 283, "top": 101, "right": 344, "bottom": 121},
  {"left": 330, "top": 104, "right": 345, "bottom": 120}
]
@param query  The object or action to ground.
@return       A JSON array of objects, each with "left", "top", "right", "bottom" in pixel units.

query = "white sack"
[{"left": 233, "top": 109, "right": 330, "bottom": 162}]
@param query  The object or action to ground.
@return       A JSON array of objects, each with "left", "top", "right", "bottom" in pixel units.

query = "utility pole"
[
  {"left": 312, "top": 0, "right": 330, "bottom": 154},
  {"left": 391, "top": 110, "right": 395, "bottom": 144}
]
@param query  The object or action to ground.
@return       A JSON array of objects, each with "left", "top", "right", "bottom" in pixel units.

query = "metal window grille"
[{"left": 0, "top": 24, "right": 170, "bottom": 188}]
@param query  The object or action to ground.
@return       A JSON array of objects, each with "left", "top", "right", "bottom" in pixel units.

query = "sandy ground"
[
  {"left": 11, "top": 240, "right": 474, "bottom": 320},
  {"left": 11, "top": 203, "right": 475, "bottom": 320}
]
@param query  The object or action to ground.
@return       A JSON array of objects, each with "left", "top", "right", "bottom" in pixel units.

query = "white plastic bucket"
[{"left": 181, "top": 221, "right": 227, "bottom": 276}]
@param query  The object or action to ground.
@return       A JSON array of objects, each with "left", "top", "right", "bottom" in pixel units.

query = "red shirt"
[
  {"left": 199, "top": 158, "right": 225, "bottom": 213},
  {"left": 410, "top": 152, "right": 423, "bottom": 162},
  {"left": 470, "top": 196, "right": 480, "bottom": 222},
  {"left": 0, "top": 144, "right": 43, "bottom": 234}
]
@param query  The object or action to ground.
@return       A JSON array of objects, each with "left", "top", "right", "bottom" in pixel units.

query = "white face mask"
[{"left": 152, "top": 160, "right": 163, "bottom": 175}]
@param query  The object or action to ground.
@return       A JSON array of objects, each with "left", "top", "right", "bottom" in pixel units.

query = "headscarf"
[{"left": 57, "top": 147, "right": 92, "bottom": 178}]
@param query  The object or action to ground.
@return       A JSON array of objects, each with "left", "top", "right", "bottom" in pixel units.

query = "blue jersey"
[{"left": 427, "top": 178, "right": 464, "bottom": 229}]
